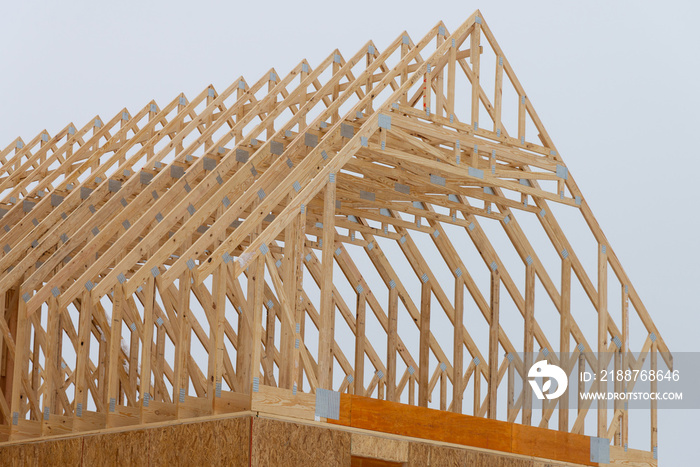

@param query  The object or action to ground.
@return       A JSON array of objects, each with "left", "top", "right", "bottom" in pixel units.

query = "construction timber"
[{"left": 0, "top": 11, "right": 667, "bottom": 466}]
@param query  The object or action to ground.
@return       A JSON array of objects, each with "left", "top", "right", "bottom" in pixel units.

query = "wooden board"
[
  {"left": 351, "top": 432, "right": 409, "bottom": 462},
  {"left": 251, "top": 384, "right": 316, "bottom": 421},
  {"left": 331, "top": 394, "right": 597, "bottom": 466},
  {"left": 332, "top": 394, "right": 510, "bottom": 453}
]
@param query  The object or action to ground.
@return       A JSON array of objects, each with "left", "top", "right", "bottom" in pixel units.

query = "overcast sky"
[{"left": 1, "top": 0, "right": 697, "bottom": 463}]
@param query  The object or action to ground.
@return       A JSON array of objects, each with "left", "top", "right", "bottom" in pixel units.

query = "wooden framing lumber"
[{"left": 0, "top": 13, "right": 667, "bottom": 464}]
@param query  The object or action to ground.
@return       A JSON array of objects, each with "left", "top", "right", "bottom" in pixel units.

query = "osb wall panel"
[
  {"left": 251, "top": 417, "right": 351, "bottom": 467},
  {"left": 474, "top": 451, "right": 534, "bottom": 467},
  {"left": 407, "top": 442, "right": 472, "bottom": 466},
  {"left": 81, "top": 428, "right": 151, "bottom": 466},
  {"left": 0, "top": 417, "right": 591, "bottom": 467},
  {"left": 0, "top": 437, "right": 82, "bottom": 467},
  {"left": 407, "top": 442, "right": 535, "bottom": 467},
  {"left": 35, "top": 438, "right": 83, "bottom": 466},
  {"left": 149, "top": 417, "right": 249, "bottom": 466},
  {"left": 149, "top": 423, "right": 200, "bottom": 466},
  {"left": 0, "top": 443, "right": 36, "bottom": 467},
  {"left": 208, "top": 417, "right": 250, "bottom": 465},
  {"left": 0, "top": 417, "right": 250, "bottom": 466}
]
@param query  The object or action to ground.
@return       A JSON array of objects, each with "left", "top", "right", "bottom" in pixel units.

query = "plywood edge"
[{"left": 351, "top": 432, "right": 409, "bottom": 462}]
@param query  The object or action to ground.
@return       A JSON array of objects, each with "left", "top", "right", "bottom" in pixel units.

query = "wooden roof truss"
[{"left": 0, "top": 11, "right": 668, "bottom": 460}]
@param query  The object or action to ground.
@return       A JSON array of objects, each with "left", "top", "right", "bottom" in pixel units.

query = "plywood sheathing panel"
[
  {"left": 81, "top": 429, "right": 150, "bottom": 465},
  {"left": 34, "top": 438, "right": 83, "bottom": 466},
  {"left": 0, "top": 414, "right": 628, "bottom": 466},
  {"left": 251, "top": 417, "right": 351, "bottom": 467},
  {"left": 0, "top": 443, "right": 37, "bottom": 467},
  {"left": 0, "top": 417, "right": 251, "bottom": 466},
  {"left": 149, "top": 417, "right": 250, "bottom": 467}
]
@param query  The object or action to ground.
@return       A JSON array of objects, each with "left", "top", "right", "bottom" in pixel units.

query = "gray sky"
[{"left": 1, "top": 0, "right": 697, "bottom": 464}]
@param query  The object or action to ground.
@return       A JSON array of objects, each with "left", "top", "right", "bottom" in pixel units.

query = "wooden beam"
[
  {"left": 613, "top": 346, "right": 622, "bottom": 445},
  {"left": 211, "top": 263, "right": 227, "bottom": 405},
  {"left": 330, "top": 394, "right": 595, "bottom": 467},
  {"left": 523, "top": 263, "right": 534, "bottom": 425},
  {"left": 354, "top": 292, "right": 366, "bottom": 395},
  {"left": 2, "top": 285, "right": 19, "bottom": 421},
  {"left": 386, "top": 285, "right": 398, "bottom": 402},
  {"left": 43, "top": 297, "right": 60, "bottom": 420},
  {"left": 175, "top": 271, "right": 192, "bottom": 403},
  {"left": 418, "top": 279, "right": 431, "bottom": 408},
  {"left": 494, "top": 53, "right": 503, "bottom": 135},
  {"left": 279, "top": 220, "right": 296, "bottom": 389},
  {"left": 446, "top": 37, "right": 456, "bottom": 118},
  {"left": 453, "top": 276, "right": 464, "bottom": 413},
  {"left": 598, "top": 243, "right": 608, "bottom": 438},
  {"left": 621, "top": 283, "right": 629, "bottom": 448},
  {"left": 650, "top": 341, "right": 658, "bottom": 454},
  {"left": 105, "top": 284, "right": 124, "bottom": 425},
  {"left": 73, "top": 290, "right": 92, "bottom": 425},
  {"left": 140, "top": 276, "right": 155, "bottom": 416},
  {"left": 578, "top": 352, "right": 585, "bottom": 434},
  {"left": 318, "top": 181, "right": 336, "bottom": 390},
  {"left": 470, "top": 20, "right": 481, "bottom": 129},
  {"left": 9, "top": 289, "right": 28, "bottom": 438},
  {"left": 263, "top": 280, "right": 276, "bottom": 387},
  {"left": 293, "top": 211, "right": 307, "bottom": 392},
  {"left": 488, "top": 270, "right": 499, "bottom": 420},
  {"left": 249, "top": 255, "right": 265, "bottom": 393},
  {"left": 507, "top": 356, "right": 515, "bottom": 422},
  {"left": 559, "top": 256, "right": 571, "bottom": 432},
  {"left": 435, "top": 32, "right": 445, "bottom": 117}
]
